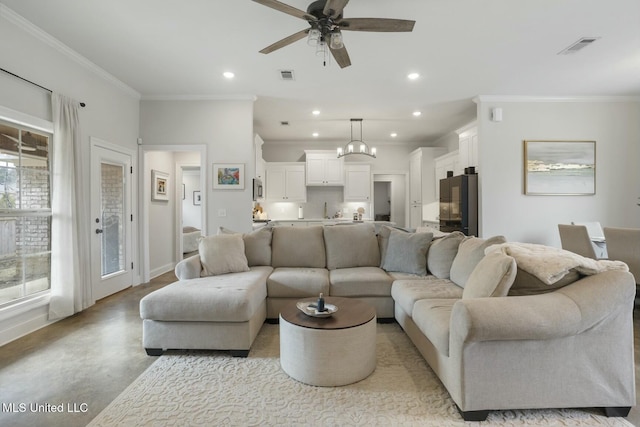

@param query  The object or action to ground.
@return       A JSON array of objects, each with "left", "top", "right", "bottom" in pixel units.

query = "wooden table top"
[{"left": 280, "top": 296, "right": 376, "bottom": 330}]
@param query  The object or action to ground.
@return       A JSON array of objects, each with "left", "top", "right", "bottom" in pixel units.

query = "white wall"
[
  {"left": 477, "top": 97, "right": 640, "bottom": 246},
  {"left": 139, "top": 99, "right": 255, "bottom": 233},
  {"left": 0, "top": 8, "right": 140, "bottom": 345}
]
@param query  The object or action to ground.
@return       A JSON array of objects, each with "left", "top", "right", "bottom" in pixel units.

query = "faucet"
[{"left": 324, "top": 202, "right": 328, "bottom": 219}]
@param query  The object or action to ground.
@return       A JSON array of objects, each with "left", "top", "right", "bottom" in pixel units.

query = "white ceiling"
[{"left": 3, "top": 0, "right": 639, "bottom": 146}]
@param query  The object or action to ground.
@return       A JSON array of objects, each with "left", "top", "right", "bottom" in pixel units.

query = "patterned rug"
[{"left": 88, "top": 323, "right": 633, "bottom": 427}]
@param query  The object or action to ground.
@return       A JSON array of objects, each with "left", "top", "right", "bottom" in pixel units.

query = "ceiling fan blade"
[
  {"left": 323, "top": 0, "right": 349, "bottom": 19},
  {"left": 252, "top": 0, "right": 315, "bottom": 21},
  {"left": 259, "top": 29, "right": 309, "bottom": 54},
  {"left": 338, "top": 18, "right": 415, "bottom": 32},
  {"left": 329, "top": 44, "right": 351, "bottom": 68}
]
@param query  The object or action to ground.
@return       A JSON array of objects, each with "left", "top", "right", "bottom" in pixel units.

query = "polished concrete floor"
[{"left": 1, "top": 272, "right": 639, "bottom": 427}]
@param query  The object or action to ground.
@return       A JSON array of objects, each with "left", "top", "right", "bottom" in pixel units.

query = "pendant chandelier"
[{"left": 337, "top": 119, "right": 377, "bottom": 159}]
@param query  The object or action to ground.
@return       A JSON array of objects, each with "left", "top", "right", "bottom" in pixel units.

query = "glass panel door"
[{"left": 100, "top": 162, "right": 125, "bottom": 277}]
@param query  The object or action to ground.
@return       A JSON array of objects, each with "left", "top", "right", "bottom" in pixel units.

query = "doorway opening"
[{"left": 372, "top": 173, "right": 407, "bottom": 228}]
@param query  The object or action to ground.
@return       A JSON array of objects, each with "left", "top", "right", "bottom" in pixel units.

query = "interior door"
[{"left": 91, "top": 144, "right": 133, "bottom": 300}]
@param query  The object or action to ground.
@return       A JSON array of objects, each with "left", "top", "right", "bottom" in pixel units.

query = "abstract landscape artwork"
[
  {"left": 523, "top": 140, "right": 595, "bottom": 195},
  {"left": 213, "top": 163, "right": 244, "bottom": 190}
]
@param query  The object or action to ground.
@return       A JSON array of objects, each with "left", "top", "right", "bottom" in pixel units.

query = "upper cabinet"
[
  {"left": 410, "top": 147, "right": 447, "bottom": 205},
  {"left": 305, "top": 150, "right": 344, "bottom": 186},
  {"left": 265, "top": 163, "right": 306, "bottom": 202},
  {"left": 456, "top": 122, "right": 478, "bottom": 172},
  {"left": 344, "top": 164, "right": 371, "bottom": 202},
  {"left": 254, "top": 134, "right": 266, "bottom": 180}
]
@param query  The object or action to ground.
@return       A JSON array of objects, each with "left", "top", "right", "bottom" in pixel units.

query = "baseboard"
[
  {"left": 150, "top": 262, "right": 175, "bottom": 280},
  {"left": 0, "top": 305, "right": 56, "bottom": 347}
]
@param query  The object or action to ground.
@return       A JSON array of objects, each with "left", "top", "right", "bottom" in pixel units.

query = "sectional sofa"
[{"left": 139, "top": 223, "right": 636, "bottom": 421}]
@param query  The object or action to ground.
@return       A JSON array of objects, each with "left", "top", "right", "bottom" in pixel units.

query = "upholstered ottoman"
[{"left": 139, "top": 266, "right": 272, "bottom": 357}]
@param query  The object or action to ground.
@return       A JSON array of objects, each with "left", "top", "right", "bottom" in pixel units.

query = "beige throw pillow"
[
  {"left": 450, "top": 235, "right": 507, "bottom": 288},
  {"left": 218, "top": 226, "right": 272, "bottom": 266},
  {"left": 199, "top": 234, "right": 250, "bottom": 276},
  {"left": 462, "top": 251, "right": 517, "bottom": 298},
  {"left": 427, "top": 231, "right": 465, "bottom": 279}
]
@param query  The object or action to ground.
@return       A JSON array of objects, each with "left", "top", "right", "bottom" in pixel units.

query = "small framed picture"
[
  {"left": 151, "top": 170, "right": 169, "bottom": 201},
  {"left": 193, "top": 190, "right": 201, "bottom": 206},
  {"left": 213, "top": 163, "right": 244, "bottom": 190},
  {"left": 182, "top": 184, "right": 186, "bottom": 200}
]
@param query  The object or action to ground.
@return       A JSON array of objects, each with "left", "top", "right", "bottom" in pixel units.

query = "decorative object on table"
[
  {"left": 151, "top": 170, "right": 169, "bottom": 201},
  {"left": 296, "top": 299, "right": 337, "bottom": 318},
  {"left": 316, "top": 293, "right": 326, "bottom": 312},
  {"left": 213, "top": 163, "right": 245, "bottom": 190},
  {"left": 357, "top": 207, "right": 365, "bottom": 220},
  {"left": 193, "top": 191, "right": 201, "bottom": 206},
  {"left": 523, "top": 140, "right": 595, "bottom": 195}
]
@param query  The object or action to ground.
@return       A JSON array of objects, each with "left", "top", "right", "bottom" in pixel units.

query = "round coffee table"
[{"left": 279, "top": 296, "right": 376, "bottom": 387}]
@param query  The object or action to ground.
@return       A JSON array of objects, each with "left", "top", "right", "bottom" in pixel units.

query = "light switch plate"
[{"left": 218, "top": 209, "right": 227, "bottom": 217}]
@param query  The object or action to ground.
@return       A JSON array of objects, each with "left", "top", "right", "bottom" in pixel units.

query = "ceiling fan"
[{"left": 252, "top": 0, "right": 415, "bottom": 68}]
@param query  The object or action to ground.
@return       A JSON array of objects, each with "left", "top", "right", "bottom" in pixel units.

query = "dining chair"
[
  {"left": 572, "top": 221, "right": 607, "bottom": 257},
  {"left": 558, "top": 224, "right": 598, "bottom": 259},
  {"left": 603, "top": 227, "right": 640, "bottom": 286}
]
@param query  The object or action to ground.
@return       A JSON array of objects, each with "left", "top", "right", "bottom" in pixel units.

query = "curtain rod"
[{"left": 0, "top": 67, "right": 86, "bottom": 107}]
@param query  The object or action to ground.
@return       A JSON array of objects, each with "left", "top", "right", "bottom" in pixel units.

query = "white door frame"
[
  {"left": 139, "top": 144, "right": 207, "bottom": 283},
  {"left": 90, "top": 137, "right": 137, "bottom": 300}
]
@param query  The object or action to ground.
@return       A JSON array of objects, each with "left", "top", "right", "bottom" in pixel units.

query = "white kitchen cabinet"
[
  {"left": 456, "top": 122, "right": 478, "bottom": 172},
  {"left": 410, "top": 147, "right": 446, "bottom": 228},
  {"left": 344, "top": 164, "right": 371, "bottom": 201},
  {"left": 265, "top": 163, "right": 306, "bottom": 202},
  {"left": 305, "top": 150, "right": 344, "bottom": 186}
]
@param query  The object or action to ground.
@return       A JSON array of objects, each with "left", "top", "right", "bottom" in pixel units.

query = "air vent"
[
  {"left": 279, "top": 70, "right": 295, "bottom": 80},
  {"left": 558, "top": 37, "right": 600, "bottom": 55}
]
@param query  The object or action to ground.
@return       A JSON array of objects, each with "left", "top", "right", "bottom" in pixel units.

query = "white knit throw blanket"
[{"left": 485, "top": 242, "right": 629, "bottom": 285}]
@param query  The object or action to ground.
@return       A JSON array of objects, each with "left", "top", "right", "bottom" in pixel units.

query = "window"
[{"left": 0, "top": 121, "right": 51, "bottom": 306}]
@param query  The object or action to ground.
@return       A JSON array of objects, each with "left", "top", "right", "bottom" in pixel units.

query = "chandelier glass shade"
[{"left": 337, "top": 119, "right": 377, "bottom": 159}]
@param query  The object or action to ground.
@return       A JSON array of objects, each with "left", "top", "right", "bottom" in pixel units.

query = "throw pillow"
[
  {"left": 218, "top": 226, "right": 272, "bottom": 266},
  {"left": 450, "top": 235, "right": 507, "bottom": 288},
  {"left": 199, "top": 234, "right": 250, "bottom": 276},
  {"left": 427, "top": 231, "right": 465, "bottom": 279},
  {"left": 324, "top": 223, "right": 380, "bottom": 270},
  {"left": 377, "top": 225, "right": 409, "bottom": 267},
  {"left": 462, "top": 251, "right": 517, "bottom": 299},
  {"left": 381, "top": 229, "right": 433, "bottom": 276}
]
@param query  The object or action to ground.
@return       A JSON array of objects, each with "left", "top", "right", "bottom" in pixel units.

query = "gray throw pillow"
[
  {"left": 462, "top": 251, "right": 517, "bottom": 298},
  {"left": 450, "top": 235, "right": 507, "bottom": 288},
  {"left": 427, "top": 231, "right": 465, "bottom": 279},
  {"left": 381, "top": 229, "right": 433, "bottom": 276},
  {"left": 377, "top": 225, "right": 408, "bottom": 267},
  {"left": 199, "top": 234, "right": 250, "bottom": 276}
]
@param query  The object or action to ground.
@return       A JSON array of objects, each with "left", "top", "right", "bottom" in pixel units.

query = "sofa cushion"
[
  {"left": 267, "top": 267, "right": 330, "bottom": 298},
  {"left": 427, "top": 231, "right": 465, "bottom": 279},
  {"left": 412, "top": 299, "right": 457, "bottom": 356},
  {"left": 140, "top": 266, "right": 272, "bottom": 322},
  {"left": 462, "top": 251, "right": 517, "bottom": 299},
  {"left": 450, "top": 235, "right": 507, "bottom": 288},
  {"left": 199, "top": 234, "right": 250, "bottom": 276},
  {"left": 329, "top": 267, "right": 393, "bottom": 297},
  {"left": 219, "top": 226, "right": 272, "bottom": 266},
  {"left": 323, "top": 223, "right": 380, "bottom": 270},
  {"left": 272, "top": 226, "right": 326, "bottom": 268},
  {"left": 391, "top": 279, "right": 463, "bottom": 315},
  {"left": 508, "top": 267, "right": 581, "bottom": 296},
  {"left": 381, "top": 230, "right": 433, "bottom": 276}
]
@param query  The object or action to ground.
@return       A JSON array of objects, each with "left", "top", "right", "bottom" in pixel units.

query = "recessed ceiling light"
[
  {"left": 223, "top": 71, "right": 235, "bottom": 79},
  {"left": 412, "top": 111, "right": 422, "bottom": 117},
  {"left": 312, "top": 132, "right": 319, "bottom": 137},
  {"left": 407, "top": 73, "right": 420, "bottom": 80},
  {"left": 390, "top": 132, "right": 398, "bottom": 138},
  {"left": 312, "top": 110, "right": 320, "bottom": 116}
]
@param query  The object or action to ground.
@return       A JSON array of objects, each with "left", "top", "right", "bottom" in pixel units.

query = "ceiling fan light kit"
[
  {"left": 252, "top": 0, "right": 415, "bottom": 68},
  {"left": 337, "top": 119, "right": 376, "bottom": 159}
]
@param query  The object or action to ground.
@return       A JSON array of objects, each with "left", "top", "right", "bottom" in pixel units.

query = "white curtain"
[{"left": 49, "top": 93, "right": 91, "bottom": 320}]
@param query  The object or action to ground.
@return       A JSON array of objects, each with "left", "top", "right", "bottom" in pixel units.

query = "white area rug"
[{"left": 88, "top": 323, "right": 632, "bottom": 426}]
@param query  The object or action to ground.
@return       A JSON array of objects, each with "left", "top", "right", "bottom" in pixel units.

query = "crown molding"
[
  {"left": 141, "top": 94, "right": 258, "bottom": 102},
  {"left": 1, "top": 4, "right": 140, "bottom": 99},
  {"left": 474, "top": 95, "right": 640, "bottom": 103}
]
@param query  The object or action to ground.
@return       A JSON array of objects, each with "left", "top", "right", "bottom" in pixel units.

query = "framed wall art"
[
  {"left": 523, "top": 140, "right": 595, "bottom": 195},
  {"left": 193, "top": 190, "right": 201, "bottom": 206},
  {"left": 151, "top": 170, "right": 169, "bottom": 201},
  {"left": 213, "top": 163, "right": 244, "bottom": 190}
]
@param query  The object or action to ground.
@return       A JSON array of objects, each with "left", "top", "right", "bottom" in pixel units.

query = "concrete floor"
[{"left": 0, "top": 272, "right": 639, "bottom": 427}]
